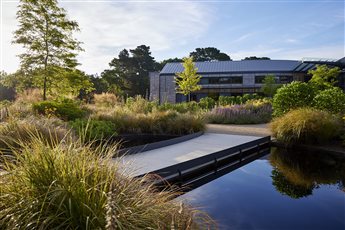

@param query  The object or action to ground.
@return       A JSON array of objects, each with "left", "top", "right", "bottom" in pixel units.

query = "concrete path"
[
  {"left": 117, "top": 133, "right": 260, "bottom": 177},
  {"left": 206, "top": 123, "right": 271, "bottom": 137}
]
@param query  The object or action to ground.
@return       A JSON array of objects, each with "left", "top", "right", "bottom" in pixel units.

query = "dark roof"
[{"left": 160, "top": 60, "right": 304, "bottom": 75}]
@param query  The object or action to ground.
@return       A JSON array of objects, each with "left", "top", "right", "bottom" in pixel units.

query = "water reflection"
[{"left": 269, "top": 148, "right": 345, "bottom": 198}]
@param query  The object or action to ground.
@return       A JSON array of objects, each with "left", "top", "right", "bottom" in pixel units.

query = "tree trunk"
[
  {"left": 43, "top": 75, "right": 47, "bottom": 101},
  {"left": 188, "top": 93, "right": 191, "bottom": 102}
]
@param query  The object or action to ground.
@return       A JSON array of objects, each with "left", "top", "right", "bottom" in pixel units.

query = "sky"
[{"left": 1, "top": 0, "right": 344, "bottom": 75}]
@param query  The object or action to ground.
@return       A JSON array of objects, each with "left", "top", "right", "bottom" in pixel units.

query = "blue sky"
[{"left": 1, "top": 0, "right": 344, "bottom": 74}]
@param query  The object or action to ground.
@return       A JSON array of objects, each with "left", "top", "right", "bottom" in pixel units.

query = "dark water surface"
[{"left": 180, "top": 148, "right": 345, "bottom": 230}]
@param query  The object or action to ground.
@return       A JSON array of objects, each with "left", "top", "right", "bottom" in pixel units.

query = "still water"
[{"left": 180, "top": 148, "right": 345, "bottom": 230}]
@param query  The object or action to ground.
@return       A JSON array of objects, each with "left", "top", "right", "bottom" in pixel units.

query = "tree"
[
  {"left": 189, "top": 47, "right": 231, "bottom": 61},
  {"left": 102, "top": 45, "right": 160, "bottom": 97},
  {"left": 243, "top": 56, "right": 270, "bottom": 60},
  {"left": 308, "top": 65, "right": 341, "bottom": 90},
  {"left": 175, "top": 57, "right": 201, "bottom": 102},
  {"left": 159, "top": 57, "right": 183, "bottom": 69},
  {"left": 13, "top": 0, "right": 84, "bottom": 100},
  {"left": 261, "top": 74, "right": 280, "bottom": 98}
]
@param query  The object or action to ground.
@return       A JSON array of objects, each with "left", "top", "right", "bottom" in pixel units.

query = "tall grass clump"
[
  {"left": 0, "top": 136, "right": 214, "bottom": 229},
  {"left": 271, "top": 108, "right": 342, "bottom": 144},
  {"left": 0, "top": 116, "right": 71, "bottom": 153},
  {"left": 94, "top": 93, "right": 121, "bottom": 107},
  {"left": 208, "top": 100, "right": 272, "bottom": 124}
]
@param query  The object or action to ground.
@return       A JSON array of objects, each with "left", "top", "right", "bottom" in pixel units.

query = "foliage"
[
  {"left": 199, "top": 97, "right": 216, "bottom": 110},
  {"left": 175, "top": 57, "right": 202, "bottom": 101},
  {"left": 270, "top": 108, "right": 342, "bottom": 144},
  {"left": 189, "top": 47, "right": 231, "bottom": 61},
  {"left": 158, "top": 101, "right": 201, "bottom": 113},
  {"left": 94, "top": 93, "right": 121, "bottom": 107},
  {"left": 70, "top": 119, "right": 117, "bottom": 141},
  {"left": 0, "top": 116, "right": 71, "bottom": 153},
  {"left": 271, "top": 169, "right": 314, "bottom": 199},
  {"left": 261, "top": 74, "right": 280, "bottom": 98},
  {"left": 218, "top": 94, "right": 261, "bottom": 106},
  {"left": 243, "top": 56, "right": 270, "bottom": 60},
  {"left": 312, "top": 87, "right": 345, "bottom": 114},
  {"left": 308, "top": 65, "right": 341, "bottom": 90},
  {"left": 159, "top": 57, "right": 183, "bottom": 69},
  {"left": 272, "top": 81, "right": 316, "bottom": 117},
  {"left": 0, "top": 136, "right": 213, "bottom": 229},
  {"left": 270, "top": 148, "right": 345, "bottom": 189},
  {"left": 94, "top": 109, "right": 205, "bottom": 135},
  {"left": 15, "top": 88, "right": 43, "bottom": 104},
  {"left": 207, "top": 101, "right": 272, "bottom": 124},
  {"left": 126, "top": 95, "right": 158, "bottom": 114},
  {"left": 101, "top": 45, "right": 160, "bottom": 97},
  {"left": 13, "top": 0, "right": 84, "bottom": 100},
  {"left": 32, "top": 100, "right": 86, "bottom": 121}
]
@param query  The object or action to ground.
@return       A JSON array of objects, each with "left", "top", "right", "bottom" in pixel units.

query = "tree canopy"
[
  {"left": 101, "top": 45, "right": 160, "bottom": 97},
  {"left": 189, "top": 47, "right": 231, "bottom": 62},
  {"left": 175, "top": 57, "right": 201, "bottom": 101},
  {"left": 13, "top": 0, "right": 90, "bottom": 100},
  {"left": 243, "top": 56, "right": 270, "bottom": 60},
  {"left": 308, "top": 65, "right": 341, "bottom": 90}
]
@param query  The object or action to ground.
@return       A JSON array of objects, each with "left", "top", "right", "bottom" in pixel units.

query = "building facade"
[{"left": 150, "top": 58, "right": 345, "bottom": 103}]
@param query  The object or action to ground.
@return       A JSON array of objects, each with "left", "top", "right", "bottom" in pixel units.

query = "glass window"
[
  {"left": 279, "top": 76, "right": 292, "bottom": 84},
  {"left": 219, "top": 77, "right": 232, "bottom": 84},
  {"left": 255, "top": 76, "right": 266, "bottom": 84},
  {"left": 231, "top": 77, "right": 242, "bottom": 84},
  {"left": 209, "top": 78, "right": 220, "bottom": 84}
]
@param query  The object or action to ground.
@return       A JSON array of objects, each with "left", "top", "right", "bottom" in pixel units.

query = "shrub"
[
  {"left": 313, "top": 87, "right": 345, "bottom": 114},
  {"left": 207, "top": 102, "right": 272, "bottom": 124},
  {"left": 0, "top": 137, "right": 213, "bottom": 229},
  {"left": 94, "top": 109, "right": 205, "bottom": 135},
  {"left": 70, "top": 119, "right": 118, "bottom": 141},
  {"left": 94, "top": 93, "right": 121, "bottom": 107},
  {"left": 270, "top": 108, "right": 342, "bottom": 144},
  {"left": 126, "top": 95, "right": 158, "bottom": 114},
  {"left": 33, "top": 100, "right": 86, "bottom": 121},
  {"left": 272, "top": 81, "right": 316, "bottom": 117},
  {"left": 199, "top": 97, "right": 216, "bottom": 110},
  {"left": 218, "top": 94, "right": 261, "bottom": 106},
  {"left": 157, "top": 101, "right": 200, "bottom": 113}
]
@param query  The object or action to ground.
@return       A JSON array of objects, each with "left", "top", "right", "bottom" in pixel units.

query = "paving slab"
[{"left": 116, "top": 133, "right": 260, "bottom": 177}]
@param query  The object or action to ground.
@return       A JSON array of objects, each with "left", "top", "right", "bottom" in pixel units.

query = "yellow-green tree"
[
  {"left": 175, "top": 57, "right": 201, "bottom": 102},
  {"left": 308, "top": 65, "right": 341, "bottom": 90}
]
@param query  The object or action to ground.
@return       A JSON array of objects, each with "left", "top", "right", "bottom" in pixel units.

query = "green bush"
[
  {"left": 313, "top": 87, "right": 345, "bottom": 114},
  {"left": 218, "top": 94, "right": 261, "bottom": 106},
  {"left": 271, "top": 108, "right": 342, "bottom": 144},
  {"left": 70, "top": 119, "right": 117, "bottom": 141},
  {"left": 33, "top": 100, "right": 86, "bottom": 121},
  {"left": 272, "top": 81, "right": 316, "bottom": 117},
  {"left": 157, "top": 101, "right": 200, "bottom": 113},
  {"left": 198, "top": 97, "right": 216, "bottom": 110},
  {"left": 0, "top": 137, "right": 213, "bottom": 229}
]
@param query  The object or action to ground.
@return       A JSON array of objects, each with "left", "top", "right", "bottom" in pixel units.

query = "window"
[
  {"left": 279, "top": 76, "right": 292, "bottom": 84},
  {"left": 255, "top": 76, "right": 266, "bottom": 84},
  {"left": 203, "top": 76, "right": 243, "bottom": 84},
  {"left": 231, "top": 76, "right": 242, "bottom": 84}
]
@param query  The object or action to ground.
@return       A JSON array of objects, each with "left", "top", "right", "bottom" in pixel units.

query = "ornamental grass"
[{"left": 0, "top": 135, "right": 215, "bottom": 229}]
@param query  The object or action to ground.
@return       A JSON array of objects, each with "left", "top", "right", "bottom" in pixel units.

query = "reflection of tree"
[
  {"left": 269, "top": 148, "right": 345, "bottom": 198},
  {"left": 271, "top": 169, "right": 314, "bottom": 199}
]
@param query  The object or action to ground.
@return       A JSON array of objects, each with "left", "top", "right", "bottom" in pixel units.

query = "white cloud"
[{"left": 1, "top": 1, "right": 214, "bottom": 74}]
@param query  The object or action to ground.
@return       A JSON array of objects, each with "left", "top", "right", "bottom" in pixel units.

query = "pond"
[{"left": 180, "top": 148, "right": 345, "bottom": 230}]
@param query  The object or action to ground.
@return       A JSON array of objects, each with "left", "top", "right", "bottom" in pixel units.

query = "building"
[{"left": 150, "top": 57, "right": 345, "bottom": 103}]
